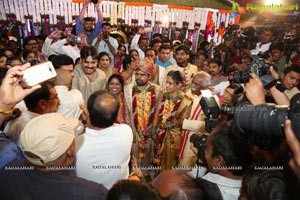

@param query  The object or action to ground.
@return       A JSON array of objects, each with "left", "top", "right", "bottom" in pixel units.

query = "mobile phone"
[{"left": 22, "top": 61, "right": 57, "bottom": 87}]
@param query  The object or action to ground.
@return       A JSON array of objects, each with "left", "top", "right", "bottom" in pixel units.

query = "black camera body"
[
  {"left": 200, "top": 96, "right": 220, "bottom": 132},
  {"left": 223, "top": 94, "right": 300, "bottom": 150},
  {"left": 102, "top": 32, "right": 109, "bottom": 40},
  {"left": 190, "top": 133, "right": 207, "bottom": 163},
  {"left": 233, "top": 56, "right": 276, "bottom": 88},
  {"left": 200, "top": 92, "right": 300, "bottom": 151}
]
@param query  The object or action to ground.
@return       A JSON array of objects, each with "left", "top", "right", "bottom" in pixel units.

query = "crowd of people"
[{"left": 0, "top": 0, "right": 300, "bottom": 199}]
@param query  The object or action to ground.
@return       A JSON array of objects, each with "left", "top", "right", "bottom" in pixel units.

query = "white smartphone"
[{"left": 22, "top": 61, "right": 57, "bottom": 87}]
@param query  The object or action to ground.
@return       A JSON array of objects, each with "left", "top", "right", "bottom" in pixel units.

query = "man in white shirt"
[
  {"left": 4, "top": 82, "right": 60, "bottom": 143},
  {"left": 250, "top": 27, "right": 275, "bottom": 56},
  {"left": 52, "top": 55, "right": 84, "bottom": 119},
  {"left": 130, "top": 27, "right": 149, "bottom": 60},
  {"left": 199, "top": 122, "right": 252, "bottom": 200},
  {"left": 92, "top": 23, "right": 118, "bottom": 67},
  {"left": 76, "top": 90, "right": 133, "bottom": 189},
  {"left": 42, "top": 30, "right": 88, "bottom": 63}
]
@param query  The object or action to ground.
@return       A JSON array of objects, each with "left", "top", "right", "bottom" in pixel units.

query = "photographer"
[
  {"left": 244, "top": 72, "right": 290, "bottom": 106},
  {"left": 269, "top": 43, "right": 290, "bottom": 76},
  {"left": 76, "top": 0, "right": 103, "bottom": 45},
  {"left": 250, "top": 27, "right": 276, "bottom": 56},
  {"left": 44, "top": 30, "right": 88, "bottom": 63},
  {"left": 280, "top": 65, "right": 300, "bottom": 99},
  {"left": 93, "top": 23, "right": 118, "bottom": 67},
  {"left": 195, "top": 122, "right": 252, "bottom": 200}
]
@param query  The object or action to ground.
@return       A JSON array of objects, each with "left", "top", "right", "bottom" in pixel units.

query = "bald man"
[{"left": 75, "top": 90, "right": 133, "bottom": 189}]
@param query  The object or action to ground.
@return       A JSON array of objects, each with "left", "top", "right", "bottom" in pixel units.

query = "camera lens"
[
  {"left": 234, "top": 103, "right": 288, "bottom": 150},
  {"left": 233, "top": 69, "right": 250, "bottom": 83}
]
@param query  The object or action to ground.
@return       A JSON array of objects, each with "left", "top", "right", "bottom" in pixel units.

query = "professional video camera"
[
  {"left": 200, "top": 93, "right": 300, "bottom": 151},
  {"left": 233, "top": 55, "right": 276, "bottom": 88}
]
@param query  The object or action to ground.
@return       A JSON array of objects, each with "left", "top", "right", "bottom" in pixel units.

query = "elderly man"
[
  {"left": 124, "top": 59, "right": 160, "bottom": 177},
  {"left": 177, "top": 71, "right": 218, "bottom": 167},
  {"left": 0, "top": 113, "right": 107, "bottom": 199},
  {"left": 76, "top": 90, "right": 133, "bottom": 189}
]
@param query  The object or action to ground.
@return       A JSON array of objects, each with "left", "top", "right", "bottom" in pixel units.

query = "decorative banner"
[
  {"left": 0, "top": 0, "right": 237, "bottom": 43},
  {"left": 168, "top": 5, "right": 193, "bottom": 10}
]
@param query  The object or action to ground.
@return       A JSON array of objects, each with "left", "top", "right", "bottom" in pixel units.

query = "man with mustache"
[
  {"left": 124, "top": 59, "right": 160, "bottom": 179},
  {"left": 71, "top": 46, "right": 107, "bottom": 102}
]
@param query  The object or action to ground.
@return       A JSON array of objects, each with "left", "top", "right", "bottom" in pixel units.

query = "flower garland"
[
  {"left": 159, "top": 92, "right": 184, "bottom": 128},
  {"left": 153, "top": 92, "right": 183, "bottom": 166},
  {"left": 132, "top": 84, "right": 156, "bottom": 159}
]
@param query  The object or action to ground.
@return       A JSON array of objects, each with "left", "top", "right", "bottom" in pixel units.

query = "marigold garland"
[
  {"left": 132, "top": 84, "right": 157, "bottom": 159},
  {"left": 153, "top": 91, "right": 183, "bottom": 165}
]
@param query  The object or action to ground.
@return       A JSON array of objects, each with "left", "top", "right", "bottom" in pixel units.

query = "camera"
[
  {"left": 102, "top": 32, "right": 109, "bottom": 40},
  {"left": 91, "top": 0, "right": 98, "bottom": 4},
  {"left": 235, "top": 26, "right": 256, "bottom": 50},
  {"left": 200, "top": 96, "right": 220, "bottom": 132},
  {"left": 70, "top": 35, "right": 82, "bottom": 43},
  {"left": 190, "top": 133, "right": 207, "bottom": 163},
  {"left": 233, "top": 56, "right": 276, "bottom": 88},
  {"left": 220, "top": 94, "right": 300, "bottom": 150}
]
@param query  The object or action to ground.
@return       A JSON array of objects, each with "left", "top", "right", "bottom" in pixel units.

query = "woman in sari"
[
  {"left": 152, "top": 70, "right": 188, "bottom": 170},
  {"left": 107, "top": 74, "right": 126, "bottom": 124},
  {"left": 113, "top": 44, "right": 126, "bottom": 72},
  {"left": 98, "top": 52, "right": 114, "bottom": 79}
]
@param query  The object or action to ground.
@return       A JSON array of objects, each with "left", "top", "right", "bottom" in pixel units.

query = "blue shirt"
[
  {"left": 155, "top": 59, "right": 173, "bottom": 69},
  {"left": 92, "top": 36, "right": 118, "bottom": 67},
  {"left": 0, "top": 133, "right": 24, "bottom": 169},
  {"left": 76, "top": 19, "right": 102, "bottom": 45}
]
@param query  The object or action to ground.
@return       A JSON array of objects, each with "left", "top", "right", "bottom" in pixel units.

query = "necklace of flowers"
[
  {"left": 159, "top": 92, "right": 184, "bottom": 129},
  {"left": 153, "top": 91, "right": 184, "bottom": 165},
  {"left": 132, "top": 84, "right": 156, "bottom": 158}
]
